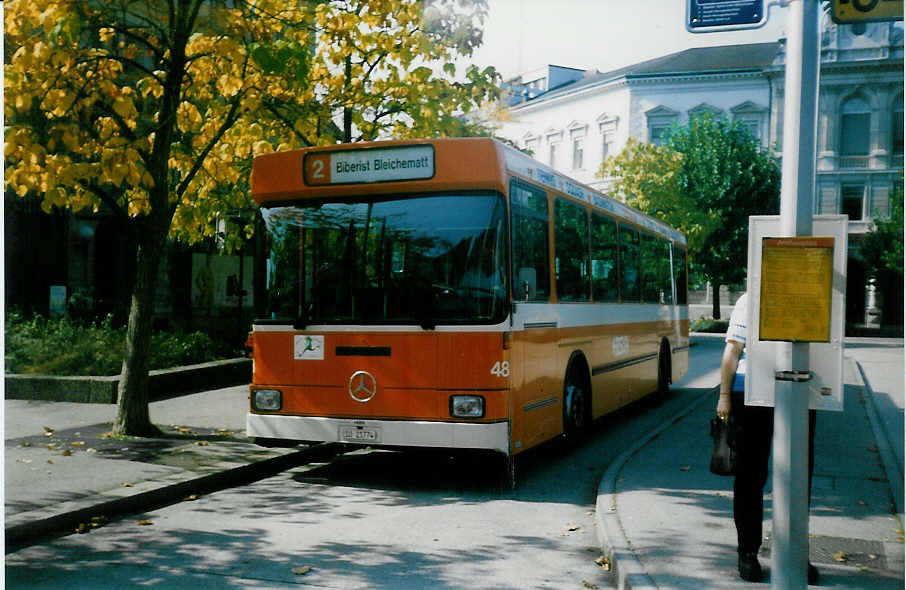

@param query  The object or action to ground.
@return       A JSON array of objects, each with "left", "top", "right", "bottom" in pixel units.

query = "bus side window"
[
  {"left": 619, "top": 224, "right": 640, "bottom": 303},
  {"left": 658, "top": 237, "right": 674, "bottom": 305},
  {"left": 590, "top": 212, "right": 619, "bottom": 302},
  {"left": 640, "top": 231, "right": 659, "bottom": 304},
  {"left": 672, "top": 244, "right": 688, "bottom": 304},
  {"left": 510, "top": 179, "right": 550, "bottom": 302},
  {"left": 554, "top": 197, "right": 590, "bottom": 302}
]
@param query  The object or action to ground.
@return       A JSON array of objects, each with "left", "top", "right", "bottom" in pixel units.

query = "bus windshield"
[{"left": 260, "top": 193, "right": 508, "bottom": 328}]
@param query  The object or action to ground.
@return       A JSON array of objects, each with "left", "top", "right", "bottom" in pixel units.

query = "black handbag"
[{"left": 709, "top": 415, "right": 736, "bottom": 476}]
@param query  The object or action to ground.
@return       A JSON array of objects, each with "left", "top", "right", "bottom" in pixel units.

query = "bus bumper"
[{"left": 247, "top": 413, "right": 510, "bottom": 455}]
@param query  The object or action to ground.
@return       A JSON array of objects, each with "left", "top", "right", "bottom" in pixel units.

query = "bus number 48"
[{"left": 491, "top": 361, "right": 510, "bottom": 377}]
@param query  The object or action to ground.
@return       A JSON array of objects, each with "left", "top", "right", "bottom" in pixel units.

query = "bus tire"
[
  {"left": 657, "top": 339, "right": 672, "bottom": 397},
  {"left": 562, "top": 354, "right": 591, "bottom": 441}
]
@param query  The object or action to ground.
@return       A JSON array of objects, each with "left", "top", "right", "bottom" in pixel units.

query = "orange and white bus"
[{"left": 247, "top": 138, "right": 688, "bottom": 460}]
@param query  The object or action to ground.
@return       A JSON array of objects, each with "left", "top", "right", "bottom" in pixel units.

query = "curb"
[
  {"left": 594, "top": 388, "right": 714, "bottom": 590},
  {"left": 852, "top": 357, "right": 904, "bottom": 522},
  {"left": 5, "top": 442, "right": 339, "bottom": 554}
]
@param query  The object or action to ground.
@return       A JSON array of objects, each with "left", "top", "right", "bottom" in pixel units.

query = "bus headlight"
[
  {"left": 450, "top": 395, "right": 485, "bottom": 418},
  {"left": 252, "top": 389, "right": 282, "bottom": 411}
]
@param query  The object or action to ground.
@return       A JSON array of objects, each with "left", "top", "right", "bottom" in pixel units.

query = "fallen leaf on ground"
[
  {"left": 137, "top": 520, "right": 153, "bottom": 526},
  {"left": 43, "top": 426, "right": 55, "bottom": 436},
  {"left": 196, "top": 441, "right": 209, "bottom": 447},
  {"left": 70, "top": 441, "right": 85, "bottom": 447},
  {"left": 75, "top": 523, "right": 88, "bottom": 534},
  {"left": 184, "top": 495, "right": 198, "bottom": 502},
  {"left": 292, "top": 566, "right": 312, "bottom": 576},
  {"left": 833, "top": 551, "right": 848, "bottom": 562},
  {"left": 122, "top": 482, "right": 134, "bottom": 487},
  {"left": 566, "top": 524, "right": 580, "bottom": 532},
  {"left": 61, "top": 449, "right": 72, "bottom": 457},
  {"left": 581, "top": 581, "right": 598, "bottom": 589},
  {"left": 595, "top": 556, "right": 612, "bottom": 571}
]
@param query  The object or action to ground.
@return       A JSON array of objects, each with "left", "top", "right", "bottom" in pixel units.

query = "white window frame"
[{"left": 568, "top": 122, "right": 587, "bottom": 171}]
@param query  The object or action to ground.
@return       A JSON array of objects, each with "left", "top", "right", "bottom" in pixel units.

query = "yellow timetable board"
[{"left": 759, "top": 237, "right": 834, "bottom": 342}]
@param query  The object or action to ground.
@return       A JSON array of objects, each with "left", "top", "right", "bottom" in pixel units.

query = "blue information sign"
[{"left": 687, "top": 0, "right": 767, "bottom": 32}]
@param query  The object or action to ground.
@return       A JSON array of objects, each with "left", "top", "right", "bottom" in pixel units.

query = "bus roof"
[{"left": 251, "top": 137, "right": 686, "bottom": 245}]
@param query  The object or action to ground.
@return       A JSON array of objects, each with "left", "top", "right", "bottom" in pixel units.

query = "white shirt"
[{"left": 725, "top": 292, "right": 748, "bottom": 392}]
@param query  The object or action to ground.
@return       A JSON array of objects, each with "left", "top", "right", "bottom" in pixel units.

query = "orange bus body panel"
[{"left": 252, "top": 330, "right": 509, "bottom": 422}]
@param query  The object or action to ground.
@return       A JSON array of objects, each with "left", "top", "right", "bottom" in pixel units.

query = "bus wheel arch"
[
  {"left": 562, "top": 351, "right": 592, "bottom": 439},
  {"left": 657, "top": 338, "right": 672, "bottom": 396}
]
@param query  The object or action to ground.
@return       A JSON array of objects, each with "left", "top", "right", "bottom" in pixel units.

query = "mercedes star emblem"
[{"left": 348, "top": 370, "right": 377, "bottom": 403}]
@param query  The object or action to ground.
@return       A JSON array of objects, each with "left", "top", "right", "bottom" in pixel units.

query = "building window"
[
  {"left": 572, "top": 136, "right": 584, "bottom": 169},
  {"left": 524, "top": 135, "right": 540, "bottom": 158},
  {"left": 841, "top": 184, "right": 865, "bottom": 220},
  {"left": 602, "top": 133, "right": 612, "bottom": 161},
  {"left": 649, "top": 124, "right": 671, "bottom": 146},
  {"left": 893, "top": 95, "right": 903, "bottom": 157},
  {"left": 568, "top": 125, "right": 587, "bottom": 170},
  {"left": 645, "top": 106, "right": 678, "bottom": 146},
  {"left": 731, "top": 101, "right": 768, "bottom": 146},
  {"left": 545, "top": 130, "right": 562, "bottom": 169},
  {"left": 598, "top": 114, "right": 619, "bottom": 164},
  {"left": 739, "top": 117, "right": 762, "bottom": 142},
  {"left": 840, "top": 95, "right": 871, "bottom": 168}
]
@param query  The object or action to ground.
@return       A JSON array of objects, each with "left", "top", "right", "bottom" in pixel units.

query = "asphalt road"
[{"left": 6, "top": 340, "right": 725, "bottom": 590}]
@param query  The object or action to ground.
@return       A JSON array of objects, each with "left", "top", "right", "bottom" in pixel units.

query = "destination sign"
[{"left": 304, "top": 145, "right": 435, "bottom": 185}]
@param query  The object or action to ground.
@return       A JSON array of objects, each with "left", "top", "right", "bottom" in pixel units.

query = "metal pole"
[{"left": 773, "top": 1, "right": 820, "bottom": 588}]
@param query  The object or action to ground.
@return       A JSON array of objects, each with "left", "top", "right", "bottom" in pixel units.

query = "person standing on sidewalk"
[{"left": 716, "top": 292, "right": 819, "bottom": 584}]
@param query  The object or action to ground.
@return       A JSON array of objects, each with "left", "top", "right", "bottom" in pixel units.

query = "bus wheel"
[
  {"left": 657, "top": 339, "right": 671, "bottom": 397},
  {"left": 563, "top": 364, "right": 590, "bottom": 440}
]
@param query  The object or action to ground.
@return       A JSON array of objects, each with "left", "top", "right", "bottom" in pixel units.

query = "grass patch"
[{"left": 6, "top": 310, "right": 235, "bottom": 376}]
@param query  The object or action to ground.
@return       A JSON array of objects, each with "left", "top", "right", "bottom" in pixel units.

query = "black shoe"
[
  {"left": 808, "top": 562, "right": 819, "bottom": 585},
  {"left": 738, "top": 552, "right": 763, "bottom": 582}
]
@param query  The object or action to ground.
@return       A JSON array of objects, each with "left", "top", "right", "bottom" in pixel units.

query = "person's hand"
[{"left": 717, "top": 392, "right": 731, "bottom": 422}]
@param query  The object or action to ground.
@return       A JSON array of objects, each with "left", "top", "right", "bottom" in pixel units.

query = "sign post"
[{"left": 771, "top": 1, "right": 821, "bottom": 587}]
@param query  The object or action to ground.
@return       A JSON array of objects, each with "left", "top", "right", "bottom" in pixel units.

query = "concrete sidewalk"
[
  {"left": 598, "top": 339, "right": 905, "bottom": 589},
  {"left": 4, "top": 386, "right": 324, "bottom": 552}
]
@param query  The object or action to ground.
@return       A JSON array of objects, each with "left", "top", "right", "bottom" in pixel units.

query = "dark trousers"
[{"left": 731, "top": 390, "right": 817, "bottom": 555}]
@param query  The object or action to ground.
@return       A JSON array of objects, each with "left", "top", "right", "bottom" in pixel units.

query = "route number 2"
[
  {"left": 491, "top": 361, "right": 510, "bottom": 377},
  {"left": 304, "top": 154, "right": 331, "bottom": 185}
]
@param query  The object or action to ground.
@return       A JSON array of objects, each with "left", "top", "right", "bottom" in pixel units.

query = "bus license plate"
[{"left": 339, "top": 425, "right": 381, "bottom": 443}]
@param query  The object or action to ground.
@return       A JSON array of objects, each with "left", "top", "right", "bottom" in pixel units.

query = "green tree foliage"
[
  {"left": 602, "top": 113, "right": 780, "bottom": 318},
  {"left": 5, "top": 0, "right": 499, "bottom": 435},
  {"left": 859, "top": 182, "right": 904, "bottom": 326}
]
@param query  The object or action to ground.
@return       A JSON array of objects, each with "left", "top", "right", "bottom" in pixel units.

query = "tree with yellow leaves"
[{"left": 5, "top": 0, "right": 499, "bottom": 435}]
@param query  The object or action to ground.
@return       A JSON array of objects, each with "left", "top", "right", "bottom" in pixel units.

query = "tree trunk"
[
  {"left": 113, "top": 226, "right": 167, "bottom": 436},
  {"left": 712, "top": 281, "right": 722, "bottom": 320}
]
